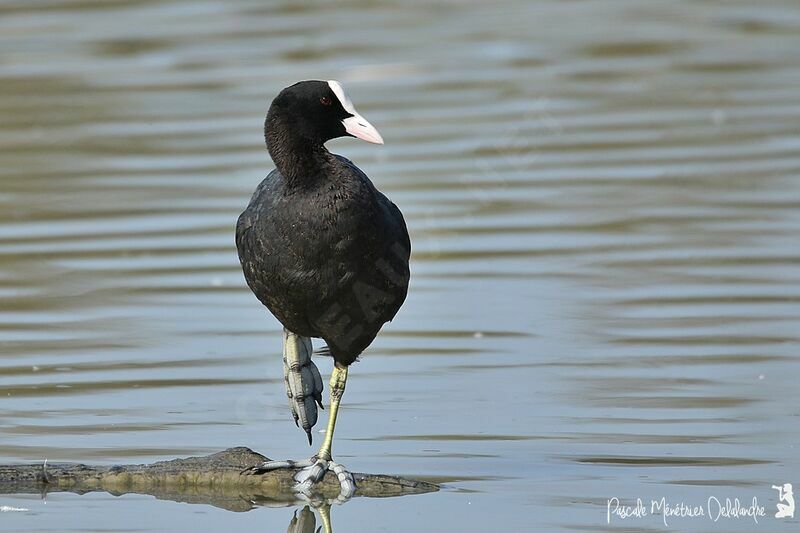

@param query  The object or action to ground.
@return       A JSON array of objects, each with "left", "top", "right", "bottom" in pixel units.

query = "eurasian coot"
[{"left": 236, "top": 80, "right": 410, "bottom": 497}]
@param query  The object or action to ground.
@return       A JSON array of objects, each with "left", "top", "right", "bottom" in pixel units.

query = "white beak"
[
  {"left": 328, "top": 80, "right": 384, "bottom": 145},
  {"left": 342, "top": 114, "right": 384, "bottom": 145}
]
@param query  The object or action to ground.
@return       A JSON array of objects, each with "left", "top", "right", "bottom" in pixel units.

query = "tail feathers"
[
  {"left": 282, "top": 329, "right": 324, "bottom": 445},
  {"left": 314, "top": 344, "right": 360, "bottom": 363},
  {"left": 313, "top": 345, "right": 331, "bottom": 357}
]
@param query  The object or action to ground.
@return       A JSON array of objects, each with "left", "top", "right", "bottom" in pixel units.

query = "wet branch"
[{"left": 0, "top": 447, "right": 438, "bottom": 512}]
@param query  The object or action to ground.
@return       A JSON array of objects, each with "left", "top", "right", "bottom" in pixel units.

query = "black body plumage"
[{"left": 236, "top": 81, "right": 410, "bottom": 366}]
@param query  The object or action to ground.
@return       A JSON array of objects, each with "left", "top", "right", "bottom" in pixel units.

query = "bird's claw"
[
  {"left": 329, "top": 461, "right": 357, "bottom": 502},
  {"left": 294, "top": 458, "right": 355, "bottom": 502},
  {"left": 293, "top": 457, "right": 328, "bottom": 490},
  {"left": 241, "top": 457, "right": 355, "bottom": 501},
  {"left": 282, "top": 331, "right": 324, "bottom": 445},
  {"left": 240, "top": 458, "right": 314, "bottom": 475}
]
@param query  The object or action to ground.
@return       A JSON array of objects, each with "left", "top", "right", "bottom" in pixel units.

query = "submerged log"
[{"left": 0, "top": 447, "right": 438, "bottom": 512}]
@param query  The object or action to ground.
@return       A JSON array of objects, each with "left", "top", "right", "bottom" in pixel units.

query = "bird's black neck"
[{"left": 265, "top": 112, "right": 333, "bottom": 188}]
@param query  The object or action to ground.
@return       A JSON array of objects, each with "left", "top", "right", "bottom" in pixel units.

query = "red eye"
[{"left": 320, "top": 96, "right": 332, "bottom": 106}]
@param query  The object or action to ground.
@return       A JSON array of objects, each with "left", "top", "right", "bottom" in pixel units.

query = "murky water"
[{"left": 1, "top": 0, "right": 799, "bottom": 531}]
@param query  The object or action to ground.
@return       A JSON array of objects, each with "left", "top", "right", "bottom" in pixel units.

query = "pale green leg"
[
  {"left": 294, "top": 364, "right": 355, "bottom": 499},
  {"left": 243, "top": 362, "right": 356, "bottom": 500},
  {"left": 317, "top": 364, "right": 347, "bottom": 461},
  {"left": 318, "top": 504, "right": 332, "bottom": 533}
]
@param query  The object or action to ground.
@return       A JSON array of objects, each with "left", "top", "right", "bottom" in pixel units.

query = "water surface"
[{"left": 1, "top": 0, "right": 799, "bottom": 531}]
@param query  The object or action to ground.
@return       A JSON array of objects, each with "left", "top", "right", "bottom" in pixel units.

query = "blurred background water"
[{"left": 1, "top": 0, "right": 799, "bottom": 531}]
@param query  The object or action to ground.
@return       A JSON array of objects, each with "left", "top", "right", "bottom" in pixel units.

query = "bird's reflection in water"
[{"left": 286, "top": 504, "right": 332, "bottom": 533}]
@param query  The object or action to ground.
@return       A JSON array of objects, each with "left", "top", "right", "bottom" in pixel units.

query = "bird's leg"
[
  {"left": 239, "top": 329, "right": 322, "bottom": 473},
  {"left": 293, "top": 363, "right": 355, "bottom": 500},
  {"left": 282, "top": 329, "right": 324, "bottom": 444},
  {"left": 242, "top": 360, "right": 355, "bottom": 501}
]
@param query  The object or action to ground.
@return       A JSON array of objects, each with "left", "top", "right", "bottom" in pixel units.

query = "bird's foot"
[
  {"left": 294, "top": 457, "right": 356, "bottom": 502},
  {"left": 242, "top": 456, "right": 356, "bottom": 502},
  {"left": 242, "top": 458, "right": 315, "bottom": 474},
  {"left": 282, "top": 330, "right": 324, "bottom": 445}
]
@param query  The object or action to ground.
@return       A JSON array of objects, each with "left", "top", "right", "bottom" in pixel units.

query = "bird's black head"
[{"left": 265, "top": 80, "right": 383, "bottom": 149}]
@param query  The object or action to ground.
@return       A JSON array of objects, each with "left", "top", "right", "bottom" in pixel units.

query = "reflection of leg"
[
  {"left": 285, "top": 503, "right": 333, "bottom": 533},
  {"left": 287, "top": 506, "right": 317, "bottom": 533},
  {"left": 318, "top": 503, "right": 333, "bottom": 533}
]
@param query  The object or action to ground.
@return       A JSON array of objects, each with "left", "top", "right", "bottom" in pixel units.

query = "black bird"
[{"left": 236, "top": 80, "right": 410, "bottom": 497}]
